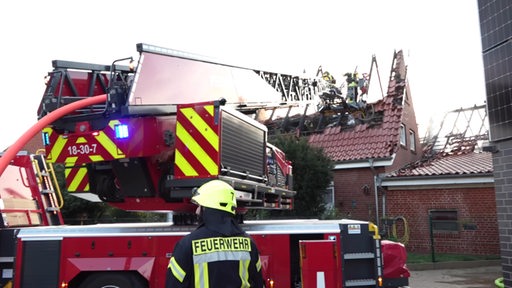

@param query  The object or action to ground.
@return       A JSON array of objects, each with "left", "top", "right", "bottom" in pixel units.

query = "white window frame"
[
  {"left": 409, "top": 129, "right": 416, "bottom": 151},
  {"left": 324, "top": 182, "right": 335, "bottom": 209},
  {"left": 400, "top": 124, "right": 406, "bottom": 146}
]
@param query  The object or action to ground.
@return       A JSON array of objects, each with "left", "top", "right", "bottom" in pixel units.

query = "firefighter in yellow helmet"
[{"left": 166, "top": 180, "right": 264, "bottom": 288}]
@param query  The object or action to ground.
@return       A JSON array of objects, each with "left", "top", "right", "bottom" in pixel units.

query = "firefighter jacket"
[{"left": 166, "top": 208, "right": 264, "bottom": 288}]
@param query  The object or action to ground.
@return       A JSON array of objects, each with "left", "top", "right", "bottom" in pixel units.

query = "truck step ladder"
[{"left": 31, "top": 151, "right": 64, "bottom": 226}]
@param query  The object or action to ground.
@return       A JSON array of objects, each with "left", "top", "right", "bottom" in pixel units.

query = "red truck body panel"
[
  {"left": 299, "top": 240, "right": 342, "bottom": 288},
  {"left": 10, "top": 219, "right": 402, "bottom": 288},
  {"left": 382, "top": 240, "right": 410, "bottom": 279}
]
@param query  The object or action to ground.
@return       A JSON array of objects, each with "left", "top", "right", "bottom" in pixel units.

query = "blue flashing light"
[
  {"left": 42, "top": 132, "right": 50, "bottom": 146},
  {"left": 114, "top": 124, "right": 129, "bottom": 139}
]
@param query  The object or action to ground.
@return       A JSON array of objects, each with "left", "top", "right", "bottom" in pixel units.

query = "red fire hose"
[{"left": 0, "top": 94, "right": 108, "bottom": 177}]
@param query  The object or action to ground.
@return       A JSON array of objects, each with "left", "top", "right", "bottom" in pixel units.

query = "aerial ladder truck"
[{"left": 0, "top": 43, "right": 409, "bottom": 288}]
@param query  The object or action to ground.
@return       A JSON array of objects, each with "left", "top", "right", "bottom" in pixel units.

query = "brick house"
[
  {"left": 21, "top": 137, "right": 44, "bottom": 154},
  {"left": 1, "top": 135, "right": 44, "bottom": 155},
  {"left": 308, "top": 50, "right": 423, "bottom": 223},
  {"left": 380, "top": 151, "right": 498, "bottom": 256},
  {"left": 306, "top": 48, "right": 499, "bottom": 256}
]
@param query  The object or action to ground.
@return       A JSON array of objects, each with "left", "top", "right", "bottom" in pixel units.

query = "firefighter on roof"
[
  {"left": 166, "top": 180, "right": 264, "bottom": 288},
  {"left": 345, "top": 72, "right": 359, "bottom": 103}
]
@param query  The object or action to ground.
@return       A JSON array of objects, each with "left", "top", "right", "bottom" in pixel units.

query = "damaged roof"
[
  {"left": 386, "top": 151, "right": 493, "bottom": 177},
  {"left": 308, "top": 50, "right": 407, "bottom": 162},
  {"left": 385, "top": 102, "right": 491, "bottom": 178}
]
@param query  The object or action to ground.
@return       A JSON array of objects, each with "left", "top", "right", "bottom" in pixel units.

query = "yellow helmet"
[{"left": 191, "top": 180, "right": 237, "bottom": 214}]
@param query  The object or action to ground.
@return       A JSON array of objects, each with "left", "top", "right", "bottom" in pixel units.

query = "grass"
[{"left": 406, "top": 253, "right": 500, "bottom": 264}]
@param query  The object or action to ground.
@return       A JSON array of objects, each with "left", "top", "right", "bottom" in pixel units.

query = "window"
[
  {"left": 323, "top": 182, "right": 335, "bottom": 209},
  {"left": 429, "top": 210, "right": 458, "bottom": 232},
  {"left": 409, "top": 129, "right": 416, "bottom": 152},
  {"left": 399, "top": 124, "right": 406, "bottom": 146}
]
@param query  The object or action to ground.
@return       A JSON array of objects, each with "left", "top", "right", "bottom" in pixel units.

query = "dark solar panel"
[
  {"left": 479, "top": 0, "right": 512, "bottom": 141},
  {"left": 479, "top": 0, "right": 512, "bottom": 52}
]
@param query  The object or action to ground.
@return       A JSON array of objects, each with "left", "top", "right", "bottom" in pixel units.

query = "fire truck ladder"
[
  {"left": 31, "top": 150, "right": 64, "bottom": 226},
  {"left": 262, "top": 55, "right": 385, "bottom": 136},
  {"left": 255, "top": 70, "right": 318, "bottom": 103}
]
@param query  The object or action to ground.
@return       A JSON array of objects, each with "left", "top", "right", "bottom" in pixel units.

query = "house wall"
[
  {"left": 23, "top": 136, "right": 44, "bottom": 154},
  {"left": 478, "top": 2, "right": 512, "bottom": 284},
  {"left": 385, "top": 186, "right": 499, "bottom": 256},
  {"left": 331, "top": 90, "right": 422, "bottom": 223},
  {"left": 332, "top": 167, "right": 384, "bottom": 223},
  {"left": 493, "top": 140, "right": 512, "bottom": 280},
  {"left": 385, "top": 84, "right": 422, "bottom": 174}
]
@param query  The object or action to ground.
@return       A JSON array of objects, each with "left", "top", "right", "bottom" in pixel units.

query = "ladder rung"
[
  {"left": 345, "top": 279, "right": 376, "bottom": 287},
  {"left": 46, "top": 207, "right": 59, "bottom": 212},
  {"left": 41, "top": 189, "right": 55, "bottom": 194}
]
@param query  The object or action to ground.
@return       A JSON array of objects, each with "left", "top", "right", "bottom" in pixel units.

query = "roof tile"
[{"left": 387, "top": 152, "right": 493, "bottom": 177}]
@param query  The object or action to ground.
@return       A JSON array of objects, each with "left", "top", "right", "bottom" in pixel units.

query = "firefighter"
[
  {"left": 345, "top": 72, "right": 359, "bottom": 103},
  {"left": 166, "top": 180, "right": 264, "bottom": 288}
]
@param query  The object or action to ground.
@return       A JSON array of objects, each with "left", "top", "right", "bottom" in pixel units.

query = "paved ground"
[{"left": 408, "top": 264, "right": 502, "bottom": 288}]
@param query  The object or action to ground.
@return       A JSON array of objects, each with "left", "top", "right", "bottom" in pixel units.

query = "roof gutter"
[
  {"left": 381, "top": 173, "right": 494, "bottom": 188},
  {"left": 333, "top": 154, "right": 395, "bottom": 170}
]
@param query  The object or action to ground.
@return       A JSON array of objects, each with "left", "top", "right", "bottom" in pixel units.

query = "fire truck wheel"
[{"left": 78, "top": 272, "right": 146, "bottom": 288}]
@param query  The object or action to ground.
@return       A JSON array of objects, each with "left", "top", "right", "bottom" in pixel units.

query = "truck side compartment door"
[{"left": 299, "top": 240, "right": 341, "bottom": 288}]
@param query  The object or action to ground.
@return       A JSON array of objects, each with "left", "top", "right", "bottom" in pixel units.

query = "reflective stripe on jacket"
[{"left": 166, "top": 227, "right": 263, "bottom": 288}]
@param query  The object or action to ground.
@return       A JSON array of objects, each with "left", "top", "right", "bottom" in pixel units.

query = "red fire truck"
[{"left": 0, "top": 43, "right": 410, "bottom": 287}]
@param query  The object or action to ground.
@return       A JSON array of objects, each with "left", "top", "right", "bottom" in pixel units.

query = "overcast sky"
[{"left": 0, "top": 0, "right": 485, "bottom": 150}]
